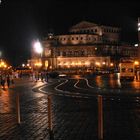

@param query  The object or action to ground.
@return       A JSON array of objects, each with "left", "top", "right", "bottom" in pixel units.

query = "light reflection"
[
  {"left": 0, "top": 89, "right": 11, "bottom": 113},
  {"left": 131, "top": 81, "right": 140, "bottom": 90},
  {"left": 95, "top": 76, "right": 103, "bottom": 88},
  {"left": 116, "top": 73, "right": 121, "bottom": 88}
]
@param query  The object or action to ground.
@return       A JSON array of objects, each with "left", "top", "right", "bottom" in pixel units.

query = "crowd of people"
[
  {"left": 0, "top": 72, "right": 16, "bottom": 89},
  {"left": 29, "top": 71, "right": 49, "bottom": 82},
  {"left": 0, "top": 70, "right": 49, "bottom": 90}
]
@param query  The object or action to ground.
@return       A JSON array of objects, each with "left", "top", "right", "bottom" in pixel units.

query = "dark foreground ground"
[{"left": 0, "top": 77, "right": 140, "bottom": 140}]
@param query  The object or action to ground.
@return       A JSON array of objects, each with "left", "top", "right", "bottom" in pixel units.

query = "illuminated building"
[
  {"left": 138, "top": 17, "right": 140, "bottom": 61},
  {"left": 31, "top": 21, "right": 139, "bottom": 73}
]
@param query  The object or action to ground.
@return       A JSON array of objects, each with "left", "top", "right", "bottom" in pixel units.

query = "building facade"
[{"left": 31, "top": 21, "right": 139, "bottom": 73}]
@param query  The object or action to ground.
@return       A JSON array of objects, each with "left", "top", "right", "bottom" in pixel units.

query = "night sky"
[{"left": 0, "top": 0, "right": 140, "bottom": 66}]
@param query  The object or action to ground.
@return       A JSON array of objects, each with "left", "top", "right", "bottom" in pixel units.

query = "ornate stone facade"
[{"left": 31, "top": 21, "right": 139, "bottom": 73}]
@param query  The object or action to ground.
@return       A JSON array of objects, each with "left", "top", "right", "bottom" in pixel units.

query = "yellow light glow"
[
  {"left": 71, "top": 62, "right": 75, "bottom": 65},
  {"left": 4, "top": 65, "right": 7, "bottom": 68},
  {"left": 0, "top": 60, "right": 8, "bottom": 69},
  {"left": 102, "top": 62, "right": 106, "bottom": 65},
  {"left": 1, "top": 62, "right": 4, "bottom": 65},
  {"left": 110, "top": 63, "right": 114, "bottom": 66},
  {"left": 45, "top": 61, "right": 49, "bottom": 67},
  {"left": 34, "top": 62, "right": 42, "bottom": 67},
  {"left": 134, "top": 61, "right": 139, "bottom": 65},
  {"left": 95, "top": 62, "right": 100, "bottom": 66},
  {"left": 27, "top": 64, "right": 30, "bottom": 67},
  {"left": 85, "top": 61, "right": 90, "bottom": 66},
  {"left": 78, "top": 62, "right": 82, "bottom": 65}
]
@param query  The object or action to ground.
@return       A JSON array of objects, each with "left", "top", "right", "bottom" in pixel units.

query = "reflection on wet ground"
[
  {"left": 0, "top": 77, "right": 140, "bottom": 139},
  {"left": 88, "top": 74, "right": 140, "bottom": 90}
]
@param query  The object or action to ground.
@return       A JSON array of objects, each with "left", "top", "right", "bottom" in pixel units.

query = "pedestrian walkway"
[
  {"left": 0, "top": 78, "right": 49, "bottom": 139},
  {"left": 0, "top": 77, "right": 140, "bottom": 140},
  {"left": 0, "top": 77, "right": 98, "bottom": 140}
]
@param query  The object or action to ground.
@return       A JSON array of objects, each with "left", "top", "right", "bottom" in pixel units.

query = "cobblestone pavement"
[
  {"left": 0, "top": 78, "right": 98, "bottom": 140},
  {"left": 0, "top": 77, "right": 140, "bottom": 140},
  {"left": 0, "top": 78, "right": 49, "bottom": 140}
]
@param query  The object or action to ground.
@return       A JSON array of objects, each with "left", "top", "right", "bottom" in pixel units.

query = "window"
[
  {"left": 121, "top": 68, "right": 126, "bottom": 72},
  {"left": 74, "top": 51, "right": 79, "bottom": 56},
  {"left": 68, "top": 51, "right": 72, "bottom": 56},
  {"left": 128, "top": 68, "right": 133, "bottom": 72},
  {"left": 81, "top": 51, "right": 84, "bottom": 56},
  {"left": 62, "top": 51, "right": 66, "bottom": 56},
  {"left": 57, "top": 51, "right": 60, "bottom": 56}
]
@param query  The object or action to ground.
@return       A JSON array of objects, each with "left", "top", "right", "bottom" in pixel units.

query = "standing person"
[
  {"left": 40, "top": 71, "right": 44, "bottom": 82},
  {"left": 35, "top": 71, "right": 38, "bottom": 82},
  {"left": 46, "top": 72, "right": 49, "bottom": 82},
  {"left": 30, "top": 72, "right": 33, "bottom": 81},
  {"left": 45, "top": 71, "right": 49, "bottom": 82},
  {"left": 1, "top": 74, "right": 6, "bottom": 89},
  {"left": 10, "top": 72, "right": 14, "bottom": 84},
  {"left": 136, "top": 70, "right": 140, "bottom": 81},
  {"left": 6, "top": 74, "right": 10, "bottom": 88},
  {"left": 32, "top": 71, "right": 35, "bottom": 82},
  {"left": 0, "top": 74, "right": 2, "bottom": 87}
]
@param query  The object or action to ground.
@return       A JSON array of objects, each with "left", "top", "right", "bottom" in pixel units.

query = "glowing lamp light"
[
  {"left": 85, "top": 61, "right": 90, "bottom": 66},
  {"left": 33, "top": 41, "right": 43, "bottom": 54},
  {"left": 110, "top": 63, "right": 114, "bottom": 67},
  {"left": 95, "top": 62, "right": 100, "bottom": 66},
  {"left": 134, "top": 61, "right": 139, "bottom": 65},
  {"left": 138, "top": 27, "right": 140, "bottom": 31},
  {"left": 27, "top": 64, "right": 30, "bottom": 67},
  {"left": 34, "top": 62, "right": 42, "bottom": 67},
  {"left": 1, "top": 62, "right": 4, "bottom": 65},
  {"left": 4, "top": 65, "right": 7, "bottom": 68},
  {"left": 22, "top": 64, "right": 25, "bottom": 67},
  {"left": 135, "top": 44, "right": 138, "bottom": 47}
]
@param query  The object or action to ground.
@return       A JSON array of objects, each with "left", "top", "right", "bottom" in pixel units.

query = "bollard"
[
  {"left": 47, "top": 95, "right": 54, "bottom": 140},
  {"left": 98, "top": 95, "right": 103, "bottom": 140},
  {"left": 16, "top": 93, "right": 21, "bottom": 124}
]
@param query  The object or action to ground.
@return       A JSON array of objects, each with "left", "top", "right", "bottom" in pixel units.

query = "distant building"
[
  {"left": 138, "top": 17, "right": 140, "bottom": 61},
  {"left": 31, "top": 21, "right": 139, "bottom": 73}
]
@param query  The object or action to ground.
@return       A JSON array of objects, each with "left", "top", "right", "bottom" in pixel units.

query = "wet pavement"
[{"left": 0, "top": 77, "right": 140, "bottom": 140}]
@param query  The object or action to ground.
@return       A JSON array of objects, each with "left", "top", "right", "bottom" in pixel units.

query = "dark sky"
[{"left": 0, "top": 0, "right": 140, "bottom": 66}]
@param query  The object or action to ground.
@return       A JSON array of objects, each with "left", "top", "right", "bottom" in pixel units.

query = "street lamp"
[
  {"left": 33, "top": 40, "right": 43, "bottom": 55},
  {"left": 33, "top": 40, "right": 43, "bottom": 70}
]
